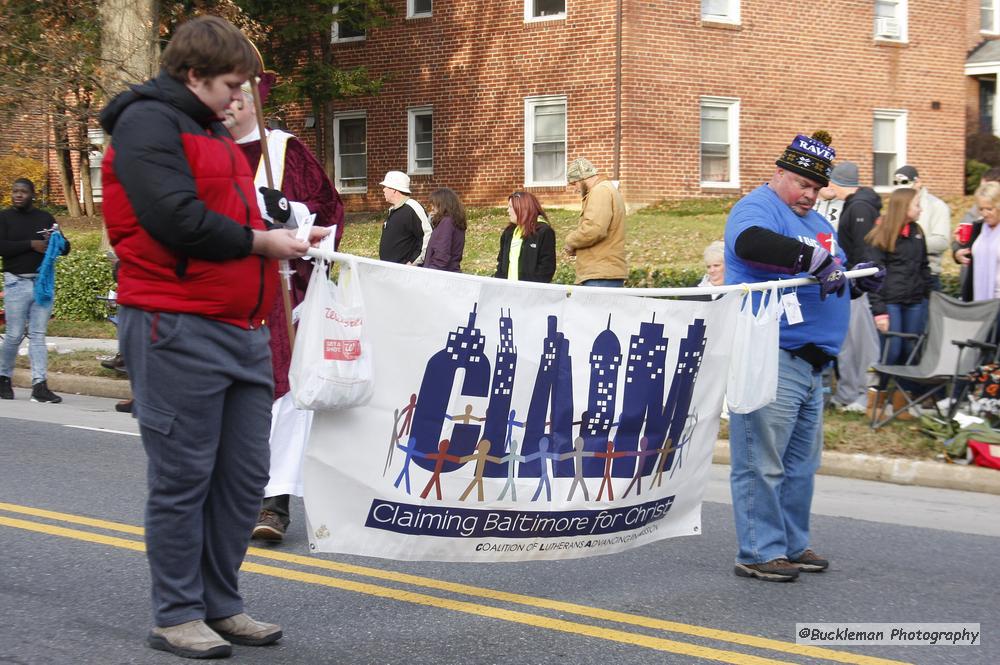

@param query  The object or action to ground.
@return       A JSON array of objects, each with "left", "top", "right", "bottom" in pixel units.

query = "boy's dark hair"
[{"left": 161, "top": 16, "right": 258, "bottom": 82}]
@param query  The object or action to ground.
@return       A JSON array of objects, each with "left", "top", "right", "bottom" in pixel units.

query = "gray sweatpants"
[
  {"left": 834, "top": 294, "right": 880, "bottom": 406},
  {"left": 119, "top": 306, "right": 273, "bottom": 627}
]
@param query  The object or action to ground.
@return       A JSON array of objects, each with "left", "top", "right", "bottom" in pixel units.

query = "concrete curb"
[
  {"left": 713, "top": 439, "right": 1000, "bottom": 496},
  {"left": 12, "top": 369, "right": 131, "bottom": 400}
]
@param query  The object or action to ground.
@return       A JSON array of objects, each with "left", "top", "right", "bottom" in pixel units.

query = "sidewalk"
[{"left": 8, "top": 337, "right": 1000, "bottom": 496}]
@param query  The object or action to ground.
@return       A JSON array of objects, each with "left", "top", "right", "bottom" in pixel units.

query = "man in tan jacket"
[{"left": 564, "top": 158, "right": 627, "bottom": 286}]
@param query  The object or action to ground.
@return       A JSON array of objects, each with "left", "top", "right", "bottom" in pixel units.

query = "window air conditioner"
[{"left": 875, "top": 17, "right": 901, "bottom": 38}]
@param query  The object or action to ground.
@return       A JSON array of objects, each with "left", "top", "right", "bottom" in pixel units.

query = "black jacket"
[
  {"left": 495, "top": 222, "right": 556, "bottom": 283},
  {"left": 379, "top": 204, "right": 425, "bottom": 264},
  {"left": 864, "top": 222, "right": 933, "bottom": 316},
  {"left": 0, "top": 206, "right": 70, "bottom": 275},
  {"left": 837, "top": 187, "right": 882, "bottom": 267}
]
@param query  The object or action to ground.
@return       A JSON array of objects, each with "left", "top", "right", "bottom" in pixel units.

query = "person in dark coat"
[
  {"left": 423, "top": 188, "right": 466, "bottom": 272},
  {"left": 864, "top": 188, "right": 932, "bottom": 366},
  {"left": 495, "top": 191, "right": 556, "bottom": 283}
]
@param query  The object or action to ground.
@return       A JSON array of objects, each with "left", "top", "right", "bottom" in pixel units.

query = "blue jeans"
[
  {"left": 729, "top": 350, "right": 824, "bottom": 564},
  {"left": 581, "top": 279, "right": 625, "bottom": 288},
  {"left": 881, "top": 300, "right": 928, "bottom": 367},
  {"left": 1, "top": 273, "right": 52, "bottom": 383}
]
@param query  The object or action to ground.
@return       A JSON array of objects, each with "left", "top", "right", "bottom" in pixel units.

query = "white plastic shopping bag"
[
  {"left": 726, "top": 286, "right": 783, "bottom": 414},
  {"left": 289, "top": 256, "right": 374, "bottom": 411}
]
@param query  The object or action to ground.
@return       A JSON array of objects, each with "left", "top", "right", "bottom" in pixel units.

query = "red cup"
[{"left": 957, "top": 222, "right": 973, "bottom": 245}]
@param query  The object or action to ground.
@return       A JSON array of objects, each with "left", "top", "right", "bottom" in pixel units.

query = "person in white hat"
[{"left": 378, "top": 170, "right": 431, "bottom": 264}]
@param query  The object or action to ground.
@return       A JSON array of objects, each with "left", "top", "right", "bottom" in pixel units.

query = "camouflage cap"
[{"left": 566, "top": 158, "right": 599, "bottom": 183}]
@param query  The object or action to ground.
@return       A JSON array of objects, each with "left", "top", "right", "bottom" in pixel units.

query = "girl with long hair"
[
  {"left": 423, "top": 187, "right": 466, "bottom": 272},
  {"left": 495, "top": 192, "right": 556, "bottom": 283},
  {"left": 864, "top": 187, "right": 932, "bottom": 416}
]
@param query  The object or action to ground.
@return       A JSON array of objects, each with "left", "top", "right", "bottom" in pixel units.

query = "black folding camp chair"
[{"left": 870, "top": 292, "right": 1000, "bottom": 429}]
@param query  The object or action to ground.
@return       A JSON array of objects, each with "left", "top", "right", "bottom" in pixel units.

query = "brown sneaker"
[
  {"left": 790, "top": 548, "right": 829, "bottom": 572},
  {"left": 252, "top": 509, "right": 286, "bottom": 542},
  {"left": 734, "top": 558, "right": 800, "bottom": 582},
  {"left": 148, "top": 619, "right": 231, "bottom": 659},
  {"left": 207, "top": 613, "right": 282, "bottom": 646}
]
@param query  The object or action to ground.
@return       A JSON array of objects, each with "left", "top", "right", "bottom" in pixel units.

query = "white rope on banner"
[{"left": 305, "top": 248, "right": 878, "bottom": 297}]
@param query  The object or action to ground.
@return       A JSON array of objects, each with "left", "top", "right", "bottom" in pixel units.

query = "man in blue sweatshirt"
[{"left": 724, "top": 134, "right": 884, "bottom": 582}]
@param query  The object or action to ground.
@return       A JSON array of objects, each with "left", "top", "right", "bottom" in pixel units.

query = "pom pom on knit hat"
[{"left": 775, "top": 131, "right": 836, "bottom": 187}]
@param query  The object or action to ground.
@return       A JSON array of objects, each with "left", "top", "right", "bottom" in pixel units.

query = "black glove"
[
  {"left": 850, "top": 261, "right": 886, "bottom": 294},
  {"left": 259, "top": 186, "right": 291, "bottom": 224},
  {"left": 807, "top": 246, "right": 847, "bottom": 301}
]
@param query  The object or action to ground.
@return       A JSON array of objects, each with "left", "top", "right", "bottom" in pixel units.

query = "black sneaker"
[
  {"left": 30, "top": 381, "right": 62, "bottom": 404},
  {"left": 734, "top": 558, "right": 800, "bottom": 582},
  {"left": 790, "top": 548, "right": 829, "bottom": 572},
  {"left": 0, "top": 376, "right": 13, "bottom": 400}
]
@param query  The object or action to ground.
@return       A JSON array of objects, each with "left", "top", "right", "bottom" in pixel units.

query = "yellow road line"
[
  {"left": 0, "top": 502, "right": 911, "bottom": 665},
  {"left": 0, "top": 514, "right": 789, "bottom": 665}
]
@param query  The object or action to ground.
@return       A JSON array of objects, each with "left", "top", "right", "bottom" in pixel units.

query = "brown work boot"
[
  {"left": 865, "top": 388, "right": 887, "bottom": 420},
  {"left": 147, "top": 619, "right": 231, "bottom": 659},
  {"left": 789, "top": 548, "right": 830, "bottom": 572},
  {"left": 252, "top": 509, "right": 285, "bottom": 542},
  {"left": 890, "top": 390, "right": 916, "bottom": 421},
  {"left": 207, "top": 613, "right": 282, "bottom": 646},
  {"left": 734, "top": 558, "right": 800, "bottom": 582}
]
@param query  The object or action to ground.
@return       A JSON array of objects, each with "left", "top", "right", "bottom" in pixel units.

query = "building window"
[
  {"left": 408, "top": 107, "right": 433, "bottom": 175},
  {"left": 525, "top": 0, "right": 565, "bottom": 22},
  {"left": 873, "top": 110, "right": 907, "bottom": 190},
  {"left": 981, "top": 78, "right": 996, "bottom": 134},
  {"left": 874, "top": 0, "right": 908, "bottom": 42},
  {"left": 524, "top": 95, "right": 566, "bottom": 186},
  {"left": 700, "top": 97, "right": 739, "bottom": 188},
  {"left": 408, "top": 0, "right": 432, "bottom": 18},
  {"left": 331, "top": 4, "right": 365, "bottom": 42},
  {"left": 983, "top": 0, "right": 999, "bottom": 33},
  {"left": 82, "top": 128, "right": 105, "bottom": 201},
  {"left": 701, "top": 0, "right": 739, "bottom": 24},
  {"left": 334, "top": 112, "right": 367, "bottom": 193}
]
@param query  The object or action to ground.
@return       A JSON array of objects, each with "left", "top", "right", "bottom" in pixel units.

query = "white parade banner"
[{"left": 301, "top": 258, "right": 743, "bottom": 562}]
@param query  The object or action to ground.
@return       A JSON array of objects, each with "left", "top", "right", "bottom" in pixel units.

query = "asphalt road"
[{"left": 2, "top": 394, "right": 997, "bottom": 665}]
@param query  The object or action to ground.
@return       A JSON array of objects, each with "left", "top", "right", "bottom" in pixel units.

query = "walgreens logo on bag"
[
  {"left": 324, "top": 339, "right": 362, "bottom": 361},
  {"left": 325, "top": 307, "right": 362, "bottom": 327}
]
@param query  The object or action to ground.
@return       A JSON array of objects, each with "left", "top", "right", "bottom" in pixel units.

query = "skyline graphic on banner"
[{"left": 385, "top": 304, "right": 708, "bottom": 504}]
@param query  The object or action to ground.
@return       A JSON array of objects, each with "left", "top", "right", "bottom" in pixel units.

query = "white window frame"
[
  {"left": 701, "top": 0, "right": 740, "bottom": 25},
  {"left": 874, "top": 0, "right": 908, "bottom": 43},
  {"left": 523, "top": 95, "right": 567, "bottom": 187},
  {"left": 333, "top": 111, "right": 367, "bottom": 194},
  {"left": 80, "top": 127, "right": 105, "bottom": 202},
  {"left": 872, "top": 109, "right": 908, "bottom": 193},
  {"left": 982, "top": 0, "right": 999, "bottom": 34},
  {"left": 408, "top": 106, "right": 434, "bottom": 175},
  {"left": 331, "top": 4, "right": 365, "bottom": 43},
  {"left": 407, "top": 0, "right": 432, "bottom": 18},
  {"left": 699, "top": 96, "right": 740, "bottom": 189},
  {"left": 524, "top": 0, "right": 566, "bottom": 23}
]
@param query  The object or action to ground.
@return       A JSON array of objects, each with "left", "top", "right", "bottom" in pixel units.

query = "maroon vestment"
[{"left": 237, "top": 135, "right": 344, "bottom": 399}]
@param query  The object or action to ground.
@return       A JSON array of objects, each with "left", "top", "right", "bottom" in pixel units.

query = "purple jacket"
[{"left": 424, "top": 215, "right": 465, "bottom": 272}]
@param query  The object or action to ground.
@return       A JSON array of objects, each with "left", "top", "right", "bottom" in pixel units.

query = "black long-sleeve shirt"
[{"left": 0, "top": 206, "right": 70, "bottom": 275}]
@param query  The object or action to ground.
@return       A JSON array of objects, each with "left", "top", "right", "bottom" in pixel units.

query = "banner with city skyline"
[{"left": 303, "top": 261, "right": 739, "bottom": 561}]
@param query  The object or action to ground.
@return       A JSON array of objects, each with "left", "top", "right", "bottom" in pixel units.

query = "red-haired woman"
[{"left": 495, "top": 192, "right": 556, "bottom": 283}]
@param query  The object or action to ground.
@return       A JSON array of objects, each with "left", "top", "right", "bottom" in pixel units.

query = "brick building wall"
[
  {"left": 298, "top": 0, "right": 967, "bottom": 211},
  {"left": 620, "top": 1, "right": 966, "bottom": 202}
]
